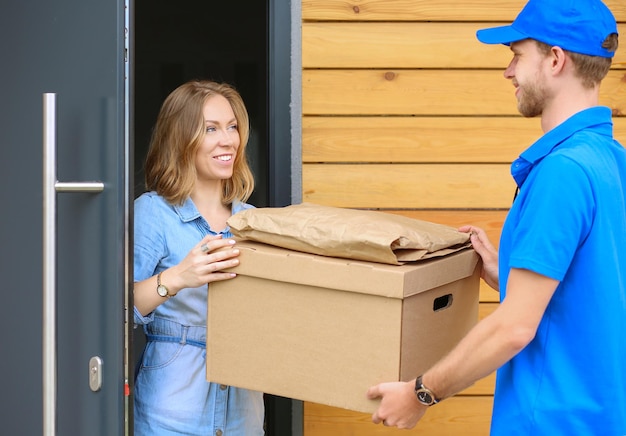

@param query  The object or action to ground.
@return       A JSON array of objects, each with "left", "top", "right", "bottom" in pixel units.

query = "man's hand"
[
  {"left": 366, "top": 381, "right": 427, "bottom": 429},
  {"left": 459, "top": 225, "right": 499, "bottom": 291}
]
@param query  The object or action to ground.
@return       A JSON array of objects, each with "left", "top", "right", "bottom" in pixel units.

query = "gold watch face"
[{"left": 157, "top": 284, "right": 169, "bottom": 297}]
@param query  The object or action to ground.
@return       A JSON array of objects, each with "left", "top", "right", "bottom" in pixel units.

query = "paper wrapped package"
[{"left": 227, "top": 202, "right": 471, "bottom": 265}]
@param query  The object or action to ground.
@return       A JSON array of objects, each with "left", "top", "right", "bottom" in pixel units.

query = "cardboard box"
[{"left": 207, "top": 240, "right": 481, "bottom": 413}]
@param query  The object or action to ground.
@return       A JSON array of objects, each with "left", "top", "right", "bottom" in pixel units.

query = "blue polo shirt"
[{"left": 494, "top": 107, "right": 626, "bottom": 435}]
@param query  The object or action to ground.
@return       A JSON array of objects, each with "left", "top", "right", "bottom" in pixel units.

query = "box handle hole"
[{"left": 433, "top": 294, "right": 453, "bottom": 312}]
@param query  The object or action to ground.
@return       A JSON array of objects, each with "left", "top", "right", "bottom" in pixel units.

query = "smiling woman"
[
  {"left": 132, "top": 1, "right": 295, "bottom": 433},
  {"left": 144, "top": 81, "right": 255, "bottom": 208},
  {"left": 133, "top": 0, "right": 271, "bottom": 208},
  {"left": 132, "top": 80, "right": 264, "bottom": 436},
  {"left": 196, "top": 95, "right": 241, "bottom": 184}
]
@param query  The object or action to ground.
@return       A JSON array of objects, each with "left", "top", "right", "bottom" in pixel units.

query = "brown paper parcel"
[{"left": 227, "top": 202, "right": 471, "bottom": 265}]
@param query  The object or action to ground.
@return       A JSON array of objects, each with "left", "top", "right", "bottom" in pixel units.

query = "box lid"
[{"left": 228, "top": 239, "right": 479, "bottom": 298}]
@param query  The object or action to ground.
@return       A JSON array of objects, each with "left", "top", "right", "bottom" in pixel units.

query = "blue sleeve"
[
  {"left": 508, "top": 154, "right": 594, "bottom": 281},
  {"left": 133, "top": 305, "right": 154, "bottom": 325},
  {"left": 134, "top": 193, "right": 167, "bottom": 282},
  {"left": 133, "top": 193, "right": 167, "bottom": 325}
]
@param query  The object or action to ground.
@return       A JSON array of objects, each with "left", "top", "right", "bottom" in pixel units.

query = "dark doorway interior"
[{"left": 134, "top": 0, "right": 269, "bottom": 206}]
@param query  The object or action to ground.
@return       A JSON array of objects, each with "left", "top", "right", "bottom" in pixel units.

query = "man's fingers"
[
  {"left": 368, "top": 385, "right": 388, "bottom": 425},
  {"left": 366, "top": 384, "right": 382, "bottom": 400}
]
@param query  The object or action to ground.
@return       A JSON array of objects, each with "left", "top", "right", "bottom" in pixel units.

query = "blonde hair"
[{"left": 144, "top": 80, "right": 255, "bottom": 205}]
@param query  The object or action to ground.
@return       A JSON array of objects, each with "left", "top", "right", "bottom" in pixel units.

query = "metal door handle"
[{"left": 43, "top": 93, "right": 104, "bottom": 436}]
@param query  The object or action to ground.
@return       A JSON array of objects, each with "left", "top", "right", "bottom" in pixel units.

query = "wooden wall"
[{"left": 300, "top": 1, "right": 626, "bottom": 434}]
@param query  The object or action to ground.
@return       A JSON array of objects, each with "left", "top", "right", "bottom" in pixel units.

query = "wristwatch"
[
  {"left": 414, "top": 375, "right": 440, "bottom": 406},
  {"left": 156, "top": 272, "right": 174, "bottom": 298}
]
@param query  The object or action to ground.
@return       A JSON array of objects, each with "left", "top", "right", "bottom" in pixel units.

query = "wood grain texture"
[
  {"left": 303, "top": 117, "right": 626, "bottom": 163},
  {"left": 302, "top": 70, "right": 626, "bottom": 116},
  {"left": 300, "top": 1, "right": 626, "bottom": 433},
  {"left": 304, "top": 397, "right": 494, "bottom": 436},
  {"left": 303, "top": 116, "right": 538, "bottom": 163},
  {"left": 302, "top": 163, "right": 516, "bottom": 209},
  {"left": 303, "top": 22, "right": 626, "bottom": 69},
  {"left": 302, "top": 0, "right": 626, "bottom": 22}
]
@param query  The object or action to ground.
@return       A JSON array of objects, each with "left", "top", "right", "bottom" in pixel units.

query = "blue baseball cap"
[{"left": 476, "top": 0, "right": 618, "bottom": 58}]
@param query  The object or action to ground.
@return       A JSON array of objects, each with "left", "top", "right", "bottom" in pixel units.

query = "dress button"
[
  {"left": 215, "top": 430, "right": 223, "bottom": 436},
  {"left": 220, "top": 384, "right": 228, "bottom": 390}
]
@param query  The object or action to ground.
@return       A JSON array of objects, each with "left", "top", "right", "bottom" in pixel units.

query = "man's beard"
[{"left": 517, "top": 80, "right": 547, "bottom": 118}]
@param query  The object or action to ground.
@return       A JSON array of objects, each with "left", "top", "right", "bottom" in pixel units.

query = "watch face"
[
  {"left": 417, "top": 390, "right": 433, "bottom": 405},
  {"left": 157, "top": 284, "right": 168, "bottom": 297}
]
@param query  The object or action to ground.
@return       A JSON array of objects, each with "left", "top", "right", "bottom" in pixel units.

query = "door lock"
[{"left": 88, "top": 356, "right": 103, "bottom": 392}]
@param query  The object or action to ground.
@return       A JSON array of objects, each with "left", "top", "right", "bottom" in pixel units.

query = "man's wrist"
[{"left": 414, "top": 375, "right": 441, "bottom": 406}]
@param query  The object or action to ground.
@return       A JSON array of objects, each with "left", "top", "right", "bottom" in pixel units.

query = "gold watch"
[{"left": 156, "top": 272, "right": 174, "bottom": 298}]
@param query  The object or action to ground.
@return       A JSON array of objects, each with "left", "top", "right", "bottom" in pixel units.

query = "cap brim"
[{"left": 476, "top": 25, "right": 527, "bottom": 45}]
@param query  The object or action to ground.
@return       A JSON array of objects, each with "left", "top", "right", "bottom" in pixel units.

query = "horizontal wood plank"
[
  {"left": 303, "top": 22, "right": 626, "bottom": 69},
  {"left": 303, "top": 117, "right": 626, "bottom": 163},
  {"left": 302, "top": 70, "right": 626, "bottom": 116},
  {"left": 302, "top": 0, "right": 626, "bottom": 22},
  {"left": 303, "top": 22, "right": 509, "bottom": 69},
  {"left": 479, "top": 281, "right": 500, "bottom": 303},
  {"left": 302, "top": 163, "right": 516, "bottom": 208},
  {"left": 479, "top": 302, "right": 498, "bottom": 321},
  {"left": 300, "top": 1, "right": 625, "bottom": 434},
  {"left": 304, "top": 397, "right": 493, "bottom": 436},
  {"left": 303, "top": 116, "right": 538, "bottom": 163},
  {"left": 461, "top": 303, "right": 498, "bottom": 395}
]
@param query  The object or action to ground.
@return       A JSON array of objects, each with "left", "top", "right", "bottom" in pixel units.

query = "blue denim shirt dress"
[{"left": 133, "top": 191, "right": 264, "bottom": 435}]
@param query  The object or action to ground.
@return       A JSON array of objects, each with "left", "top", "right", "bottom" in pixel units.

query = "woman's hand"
[
  {"left": 458, "top": 225, "right": 499, "bottom": 291},
  {"left": 167, "top": 234, "right": 241, "bottom": 293},
  {"left": 133, "top": 235, "right": 240, "bottom": 316}
]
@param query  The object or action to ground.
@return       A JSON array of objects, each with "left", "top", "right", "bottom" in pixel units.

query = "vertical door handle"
[{"left": 42, "top": 93, "right": 104, "bottom": 436}]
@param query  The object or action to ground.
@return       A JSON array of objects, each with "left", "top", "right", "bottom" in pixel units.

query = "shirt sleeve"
[
  {"left": 133, "top": 305, "right": 154, "bottom": 325},
  {"left": 508, "top": 153, "right": 595, "bottom": 281},
  {"left": 133, "top": 194, "right": 167, "bottom": 325},
  {"left": 134, "top": 194, "right": 168, "bottom": 281}
]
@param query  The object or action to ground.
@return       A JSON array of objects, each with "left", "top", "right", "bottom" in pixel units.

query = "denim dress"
[{"left": 133, "top": 192, "right": 264, "bottom": 435}]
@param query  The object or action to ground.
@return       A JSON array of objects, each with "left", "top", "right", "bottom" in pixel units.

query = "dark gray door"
[{"left": 0, "top": 0, "right": 129, "bottom": 435}]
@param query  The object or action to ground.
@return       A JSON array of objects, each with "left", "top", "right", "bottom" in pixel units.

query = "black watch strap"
[{"left": 414, "top": 375, "right": 440, "bottom": 406}]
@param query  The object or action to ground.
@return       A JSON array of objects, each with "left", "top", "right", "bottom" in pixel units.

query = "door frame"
[
  {"left": 265, "top": 0, "right": 304, "bottom": 434},
  {"left": 269, "top": 0, "right": 294, "bottom": 208}
]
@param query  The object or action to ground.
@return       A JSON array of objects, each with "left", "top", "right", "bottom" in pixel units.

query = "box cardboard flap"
[{"left": 229, "top": 240, "right": 479, "bottom": 298}]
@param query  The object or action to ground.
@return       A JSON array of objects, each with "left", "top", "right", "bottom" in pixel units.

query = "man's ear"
[{"left": 549, "top": 46, "right": 568, "bottom": 75}]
